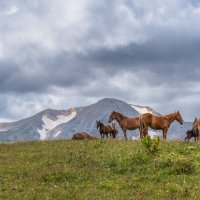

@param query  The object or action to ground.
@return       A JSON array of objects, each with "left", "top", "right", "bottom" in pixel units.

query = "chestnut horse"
[
  {"left": 96, "top": 120, "right": 113, "bottom": 138},
  {"left": 108, "top": 111, "right": 140, "bottom": 141},
  {"left": 139, "top": 111, "right": 183, "bottom": 140},
  {"left": 192, "top": 118, "right": 200, "bottom": 142},
  {"left": 111, "top": 123, "right": 118, "bottom": 139}
]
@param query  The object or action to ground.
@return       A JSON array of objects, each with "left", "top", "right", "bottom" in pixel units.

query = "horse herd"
[{"left": 96, "top": 111, "right": 200, "bottom": 142}]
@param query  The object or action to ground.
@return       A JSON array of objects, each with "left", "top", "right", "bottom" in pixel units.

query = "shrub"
[{"left": 142, "top": 135, "right": 160, "bottom": 157}]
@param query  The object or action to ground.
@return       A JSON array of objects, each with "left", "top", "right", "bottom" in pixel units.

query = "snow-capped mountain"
[
  {"left": 0, "top": 108, "right": 82, "bottom": 142},
  {"left": 0, "top": 98, "right": 192, "bottom": 142}
]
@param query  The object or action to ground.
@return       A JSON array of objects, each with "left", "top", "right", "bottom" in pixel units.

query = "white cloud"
[
  {"left": 4, "top": 5, "right": 19, "bottom": 16},
  {"left": 0, "top": 0, "right": 200, "bottom": 122}
]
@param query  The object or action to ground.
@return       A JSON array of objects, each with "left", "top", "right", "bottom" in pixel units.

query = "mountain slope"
[{"left": 0, "top": 108, "right": 81, "bottom": 142}]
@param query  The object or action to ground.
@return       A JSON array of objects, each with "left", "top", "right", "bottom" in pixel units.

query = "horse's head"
[
  {"left": 96, "top": 120, "right": 100, "bottom": 129},
  {"left": 176, "top": 111, "right": 183, "bottom": 125},
  {"left": 193, "top": 117, "right": 198, "bottom": 127},
  {"left": 111, "top": 123, "right": 115, "bottom": 129},
  {"left": 109, "top": 111, "right": 116, "bottom": 123}
]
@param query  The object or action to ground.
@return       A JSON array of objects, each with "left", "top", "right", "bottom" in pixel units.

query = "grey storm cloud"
[{"left": 0, "top": 0, "right": 200, "bottom": 121}]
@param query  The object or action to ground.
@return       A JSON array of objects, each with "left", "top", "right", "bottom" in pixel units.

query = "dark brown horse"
[
  {"left": 96, "top": 120, "right": 113, "bottom": 138},
  {"left": 111, "top": 123, "right": 118, "bottom": 139},
  {"left": 139, "top": 111, "right": 183, "bottom": 140},
  {"left": 184, "top": 129, "right": 198, "bottom": 142},
  {"left": 108, "top": 111, "right": 140, "bottom": 141},
  {"left": 193, "top": 118, "right": 200, "bottom": 142}
]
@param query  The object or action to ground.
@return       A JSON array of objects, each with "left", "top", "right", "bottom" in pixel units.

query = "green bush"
[{"left": 142, "top": 135, "right": 160, "bottom": 157}]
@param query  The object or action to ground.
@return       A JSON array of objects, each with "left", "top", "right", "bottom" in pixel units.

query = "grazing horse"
[
  {"left": 192, "top": 118, "right": 200, "bottom": 142},
  {"left": 108, "top": 111, "right": 140, "bottom": 141},
  {"left": 139, "top": 111, "right": 183, "bottom": 140},
  {"left": 111, "top": 123, "right": 118, "bottom": 139},
  {"left": 96, "top": 120, "right": 113, "bottom": 138},
  {"left": 184, "top": 129, "right": 198, "bottom": 142}
]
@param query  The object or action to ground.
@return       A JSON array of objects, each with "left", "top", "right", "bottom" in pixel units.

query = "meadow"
[{"left": 0, "top": 139, "right": 199, "bottom": 200}]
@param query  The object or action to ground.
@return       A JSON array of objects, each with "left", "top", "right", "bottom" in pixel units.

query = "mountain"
[
  {"left": 0, "top": 108, "right": 82, "bottom": 142},
  {"left": 0, "top": 98, "right": 192, "bottom": 142},
  {"left": 49, "top": 98, "right": 139, "bottom": 140}
]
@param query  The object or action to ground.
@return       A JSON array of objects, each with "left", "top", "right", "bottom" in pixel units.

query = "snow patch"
[
  {"left": 0, "top": 128, "right": 7, "bottom": 132},
  {"left": 54, "top": 131, "right": 62, "bottom": 137},
  {"left": 131, "top": 136, "right": 140, "bottom": 140},
  {"left": 131, "top": 130, "right": 158, "bottom": 140},
  {"left": 148, "top": 130, "right": 157, "bottom": 139},
  {"left": 37, "top": 111, "right": 76, "bottom": 140},
  {"left": 131, "top": 105, "right": 152, "bottom": 115}
]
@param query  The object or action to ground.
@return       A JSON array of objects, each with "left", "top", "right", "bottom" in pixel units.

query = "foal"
[
  {"left": 96, "top": 120, "right": 113, "bottom": 138},
  {"left": 111, "top": 123, "right": 118, "bottom": 139},
  {"left": 185, "top": 128, "right": 198, "bottom": 142}
]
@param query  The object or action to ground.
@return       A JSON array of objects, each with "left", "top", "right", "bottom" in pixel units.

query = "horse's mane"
[
  {"left": 113, "top": 111, "right": 127, "bottom": 120},
  {"left": 163, "top": 111, "right": 177, "bottom": 118},
  {"left": 99, "top": 121, "right": 104, "bottom": 127}
]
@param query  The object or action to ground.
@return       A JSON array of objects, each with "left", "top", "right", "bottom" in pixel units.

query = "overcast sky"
[{"left": 0, "top": 0, "right": 200, "bottom": 122}]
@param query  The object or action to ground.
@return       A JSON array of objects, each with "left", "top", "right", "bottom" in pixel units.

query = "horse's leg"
[
  {"left": 143, "top": 126, "right": 148, "bottom": 138},
  {"left": 113, "top": 131, "right": 116, "bottom": 139},
  {"left": 139, "top": 128, "right": 143, "bottom": 139},
  {"left": 198, "top": 131, "right": 200, "bottom": 143},
  {"left": 123, "top": 128, "right": 128, "bottom": 141},
  {"left": 163, "top": 128, "right": 168, "bottom": 140}
]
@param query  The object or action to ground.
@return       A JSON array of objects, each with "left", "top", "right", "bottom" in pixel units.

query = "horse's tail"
[{"left": 139, "top": 116, "right": 145, "bottom": 139}]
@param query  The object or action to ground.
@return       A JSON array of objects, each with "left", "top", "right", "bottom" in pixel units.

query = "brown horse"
[
  {"left": 192, "top": 118, "right": 200, "bottom": 142},
  {"left": 108, "top": 111, "right": 140, "bottom": 141},
  {"left": 96, "top": 120, "right": 113, "bottom": 138},
  {"left": 139, "top": 111, "right": 183, "bottom": 140},
  {"left": 184, "top": 129, "right": 198, "bottom": 142},
  {"left": 111, "top": 123, "right": 118, "bottom": 139}
]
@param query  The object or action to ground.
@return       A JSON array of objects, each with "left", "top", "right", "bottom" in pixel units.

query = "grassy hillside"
[{"left": 0, "top": 139, "right": 199, "bottom": 200}]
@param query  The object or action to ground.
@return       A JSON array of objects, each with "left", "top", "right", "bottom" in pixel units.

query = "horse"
[
  {"left": 72, "top": 132, "right": 97, "bottom": 140},
  {"left": 111, "top": 123, "right": 118, "bottom": 139},
  {"left": 184, "top": 129, "right": 198, "bottom": 142},
  {"left": 96, "top": 120, "right": 113, "bottom": 138},
  {"left": 192, "top": 118, "right": 200, "bottom": 142},
  {"left": 108, "top": 111, "right": 140, "bottom": 141},
  {"left": 139, "top": 111, "right": 183, "bottom": 140}
]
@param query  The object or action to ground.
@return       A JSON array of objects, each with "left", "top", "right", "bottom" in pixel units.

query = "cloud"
[{"left": 0, "top": 0, "right": 200, "bottom": 121}]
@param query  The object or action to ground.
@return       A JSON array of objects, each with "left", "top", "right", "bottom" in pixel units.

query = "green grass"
[{"left": 0, "top": 139, "right": 200, "bottom": 200}]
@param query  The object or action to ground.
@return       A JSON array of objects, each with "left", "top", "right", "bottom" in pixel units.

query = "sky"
[{"left": 0, "top": 0, "right": 200, "bottom": 122}]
